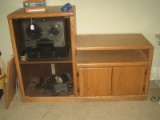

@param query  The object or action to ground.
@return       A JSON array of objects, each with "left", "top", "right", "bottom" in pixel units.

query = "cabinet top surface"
[
  {"left": 76, "top": 34, "right": 153, "bottom": 50},
  {"left": 7, "top": 6, "right": 75, "bottom": 19}
]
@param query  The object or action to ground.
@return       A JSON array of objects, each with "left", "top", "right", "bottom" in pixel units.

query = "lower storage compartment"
[
  {"left": 20, "top": 63, "right": 74, "bottom": 97},
  {"left": 77, "top": 66, "right": 146, "bottom": 97}
]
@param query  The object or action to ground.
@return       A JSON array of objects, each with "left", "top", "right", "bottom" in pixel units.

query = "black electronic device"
[{"left": 21, "top": 17, "right": 69, "bottom": 60}]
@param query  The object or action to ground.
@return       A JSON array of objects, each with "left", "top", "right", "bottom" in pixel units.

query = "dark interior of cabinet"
[
  {"left": 12, "top": 16, "right": 74, "bottom": 97},
  {"left": 12, "top": 19, "right": 26, "bottom": 59},
  {"left": 12, "top": 17, "right": 71, "bottom": 61},
  {"left": 20, "top": 63, "right": 73, "bottom": 97}
]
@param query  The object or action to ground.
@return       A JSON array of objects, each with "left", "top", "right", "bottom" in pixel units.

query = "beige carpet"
[{"left": 0, "top": 81, "right": 160, "bottom": 120}]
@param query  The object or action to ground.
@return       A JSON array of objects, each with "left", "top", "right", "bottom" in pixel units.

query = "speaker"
[{"left": 21, "top": 17, "right": 69, "bottom": 60}]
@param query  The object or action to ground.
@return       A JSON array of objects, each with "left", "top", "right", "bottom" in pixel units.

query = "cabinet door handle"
[
  {"left": 143, "top": 86, "right": 145, "bottom": 91},
  {"left": 77, "top": 72, "right": 79, "bottom": 77}
]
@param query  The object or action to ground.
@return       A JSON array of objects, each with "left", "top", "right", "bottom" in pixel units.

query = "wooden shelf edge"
[
  {"left": 77, "top": 62, "right": 148, "bottom": 68},
  {"left": 7, "top": 6, "right": 75, "bottom": 19},
  {"left": 76, "top": 45, "right": 154, "bottom": 50},
  {"left": 76, "top": 34, "right": 153, "bottom": 50},
  {"left": 19, "top": 60, "right": 72, "bottom": 64}
]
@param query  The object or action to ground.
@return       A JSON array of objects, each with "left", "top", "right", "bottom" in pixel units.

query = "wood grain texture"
[
  {"left": 7, "top": 6, "right": 77, "bottom": 103},
  {"left": 69, "top": 15, "right": 78, "bottom": 96},
  {"left": 6, "top": 57, "right": 17, "bottom": 109},
  {"left": 76, "top": 34, "right": 153, "bottom": 50},
  {"left": 7, "top": 6, "right": 154, "bottom": 102},
  {"left": 22, "top": 95, "right": 147, "bottom": 102},
  {"left": 77, "top": 50, "right": 148, "bottom": 67},
  {"left": 112, "top": 66, "right": 146, "bottom": 95},
  {"left": 7, "top": 6, "right": 75, "bottom": 19},
  {"left": 79, "top": 68, "right": 111, "bottom": 97},
  {"left": 76, "top": 34, "right": 153, "bottom": 100},
  {"left": 8, "top": 19, "right": 25, "bottom": 97}
]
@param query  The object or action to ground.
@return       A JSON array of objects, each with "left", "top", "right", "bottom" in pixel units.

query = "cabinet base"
[{"left": 22, "top": 95, "right": 147, "bottom": 102}]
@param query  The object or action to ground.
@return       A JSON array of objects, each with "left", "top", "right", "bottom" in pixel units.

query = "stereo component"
[{"left": 21, "top": 17, "right": 69, "bottom": 60}]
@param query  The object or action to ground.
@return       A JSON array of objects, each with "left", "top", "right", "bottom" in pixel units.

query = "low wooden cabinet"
[{"left": 76, "top": 34, "right": 153, "bottom": 100}]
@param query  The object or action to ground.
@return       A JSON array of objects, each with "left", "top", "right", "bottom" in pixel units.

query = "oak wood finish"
[
  {"left": 7, "top": 6, "right": 154, "bottom": 104},
  {"left": 7, "top": 6, "right": 74, "bottom": 19},
  {"left": 79, "top": 68, "right": 112, "bottom": 96},
  {"left": 22, "top": 95, "right": 147, "bottom": 102},
  {"left": 76, "top": 34, "right": 153, "bottom": 99},
  {"left": 76, "top": 34, "right": 153, "bottom": 50},
  {"left": 6, "top": 57, "right": 17, "bottom": 109},
  {"left": 112, "top": 66, "right": 146, "bottom": 95},
  {"left": 7, "top": 6, "right": 77, "bottom": 104},
  {"left": 77, "top": 50, "right": 148, "bottom": 67}
]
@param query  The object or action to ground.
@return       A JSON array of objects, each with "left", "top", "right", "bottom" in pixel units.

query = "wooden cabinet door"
[
  {"left": 79, "top": 67, "right": 112, "bottom": 97},
  {"left": 6, "top": 57, "right": 17, "bottom": 109},
  {"left": 112, "top": 66, "right": 146, "bottom": 95}
]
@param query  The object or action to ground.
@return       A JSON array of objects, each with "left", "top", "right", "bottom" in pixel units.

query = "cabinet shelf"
[
  {"left": 19, "top": 60, "right": 72, "bottom": 64},
  {"left": 25, "top": 86, "right": 74, "bottom": 97},
  {"left": 77, "top": 50, "right": 148, "bottom": 67}
]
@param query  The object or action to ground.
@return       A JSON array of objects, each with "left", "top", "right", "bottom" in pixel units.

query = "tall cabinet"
[{"left": 6, "top": 6, "right": 77, "bottom": 107}]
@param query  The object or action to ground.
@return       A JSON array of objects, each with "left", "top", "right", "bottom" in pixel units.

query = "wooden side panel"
[
  {"left": 6, "top": 57, "right": 17, "bottom": 109},
  {"left": 70, "top": 15, "right": 78, "bottom": 96},
  {"left": 79, "top": 68, "right": 112, "bottom": 97},
  {"left": 112, "top": 66, "right": 146, "bottom": 95}
]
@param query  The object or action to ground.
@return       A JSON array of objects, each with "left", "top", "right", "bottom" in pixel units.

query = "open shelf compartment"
[
  {"left": 77, "top": 50, "right": 148, "bottom": 67},
  {"left": 20, "top": 63, "right": 74, "bottom": 97}
]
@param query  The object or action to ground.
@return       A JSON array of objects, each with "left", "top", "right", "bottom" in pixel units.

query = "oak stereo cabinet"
[
  {"left": 6, "top": 6, "right": 77, "bottom": 108},
  {"left": 6, "top": 6, "right": 153, "bottom": 109}
]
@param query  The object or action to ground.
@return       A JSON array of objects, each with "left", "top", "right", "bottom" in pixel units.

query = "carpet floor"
[{"left": 0, "top": 81, "right": 160, "bottom": 120}]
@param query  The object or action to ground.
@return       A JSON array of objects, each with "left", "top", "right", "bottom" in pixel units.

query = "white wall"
[{"left": 0, "top": 0, "right": 160, "bottom": 79}]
